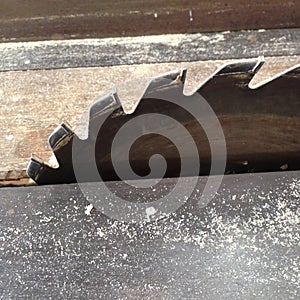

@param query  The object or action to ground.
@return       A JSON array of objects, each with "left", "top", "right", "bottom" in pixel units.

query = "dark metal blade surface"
[{"left": 27, "top": 58, "right": 300, "bottom": 185}]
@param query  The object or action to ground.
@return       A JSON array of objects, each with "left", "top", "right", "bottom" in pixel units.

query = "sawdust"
[
  {"left": 0, "top": 173, "right": 299, "bottom": 298},
  {"left": 87, "top": 176, "right": 299, "bottom": 287}
]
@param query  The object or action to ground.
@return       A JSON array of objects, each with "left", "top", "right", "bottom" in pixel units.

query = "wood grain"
[{"left": 1, "top": 29, "right": 299, "bottom": 72}]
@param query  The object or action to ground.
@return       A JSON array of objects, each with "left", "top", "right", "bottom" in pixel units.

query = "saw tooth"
[
  {"left": 186, "top": 57, "right": 265, "bottom": 95},
  {"left": 26, "top": 155, "right": 46, "bottom": 182},
  {"left": 48, "top": 122, "right": 74, "bottom": 150},
  {"left": 216, "top": 57, "right": 264, "bottom": 76},
  {"left": 27, "top": 123, "right": 75, "bottom": 184},
  {"left": 26, "top": 154, "right": 68, "bottom": 185},
  {"left": 113, "top": 70, "right": 185, "bottom": 115},
  {"left": 89, "top": 90, "right": 122, "bottom": 121},
  {"left": 70, "top": 90, "right": 124, "bottom": 141},
  {"left": 134, "top": 70, "right": 185, "bottom": 106},
  {"left": 145, "top": 70, "right": 184, "bottom": 92},
  {"left": 250, "top": 64, "right": 300, "bottom": 89}
]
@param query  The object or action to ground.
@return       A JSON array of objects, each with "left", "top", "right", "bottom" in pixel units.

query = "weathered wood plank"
[
  {"left": 0, "top": 0, "right": 300, "bottom": 42},
  {"left": 0, "top": 56, "right": 299, "bottom": 186},
  {"left": 1, "top": 29, "right": 300, "bottom": 71}
]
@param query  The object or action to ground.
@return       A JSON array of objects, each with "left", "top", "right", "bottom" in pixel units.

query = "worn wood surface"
[
  {"left": 0, "top": 56, "right": 299, "bottom": 186},
  {"left": 1, "top": 1, "right": 299, "bottom": 42},
  {"left": 1, "top": 29, "right": 300, "bottom": 72}
]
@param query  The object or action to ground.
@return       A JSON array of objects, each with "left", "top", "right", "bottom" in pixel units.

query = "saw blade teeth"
[
  {"left": 141, "top": 70, "right": 184, "bottom": 99},
  {"left": 249, "top": 63, "right": 300, "bottom": 89},
  {"left": 159, "top": 70, "right": 184, "bottom": 81},
  {"left": 89, "top": 91, "right": 122, "bottom": 120},
  {"left": 216, "top": 57, "right": 264, "bottom": 76},
  {"left": 48, "top": 122, "right": 74, "bottom": 150},
  {"left": 97, "top": 71, "right": 186, "bottom": 116},
  {"left": 26, "top": 57, "right": 300, "bottom": 185},
  {"left": 69, "top": 90, "right": 124, "bottom": 141},
  {"left": 27, "top": 155, "right": 61, "bottom": 184},
  {"left": 26, "top": 155, "right": 44, "bottom": 181},
  {"left": 147, "top": 70, "right": 182, "bottom": 88},
  {"left": 185, "top": 57, "right": 265, "bottom": 95}
]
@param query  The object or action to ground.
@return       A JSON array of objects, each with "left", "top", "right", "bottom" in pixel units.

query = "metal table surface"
[{"left": 0, "top": 171, "right": 299, "bottom": 299}]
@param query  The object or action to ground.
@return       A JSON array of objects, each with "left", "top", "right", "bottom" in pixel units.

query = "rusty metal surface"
[
  {"left": 1, "top": 0, "right": 300, "bottom": 42},
  {"left": 0, "top": 170, "right": 299, "bottom": 298}
]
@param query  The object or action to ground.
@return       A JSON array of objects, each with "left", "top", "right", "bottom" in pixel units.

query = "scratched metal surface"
[{"left": 0, "top": 171, "right": 299, "bottom": 299}]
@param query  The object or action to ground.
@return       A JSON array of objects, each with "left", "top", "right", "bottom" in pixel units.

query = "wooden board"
[
  {"left": 1, "top": 0, "right": 300, "bottom": 42},
  {"left": 1, "top": 29, "right": 300, "bottom": 72}
]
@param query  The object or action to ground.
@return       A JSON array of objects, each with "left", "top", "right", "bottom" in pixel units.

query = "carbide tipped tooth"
[
  {"left": 89, "top": 91, "right": 122, "bottom": 120},
  {"left": 48, "top": 122, "right": 74, "bottom": 150},
  {"left": 26, "top": 155, "right": 44, "bottom": 182},
  {"left": 216, "top": 57, "right": 264, "bottom": 76},
  {"left": 178, "top": 69, "right": 187, "bottom": 84},
  {"left": 250, "top": 64, "right": 300, "bottom": 89},
  {"left": 142, "top": 70, "right": 184, "bottom": 100},
  {"left": 188, "top": 57, "right": 265, "bottom": 94}
]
